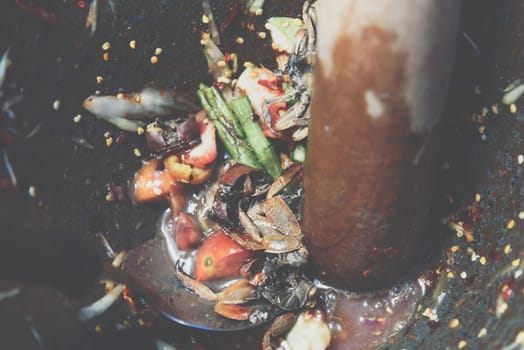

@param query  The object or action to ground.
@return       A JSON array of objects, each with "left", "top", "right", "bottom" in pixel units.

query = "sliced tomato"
[
  {"left": 194, "top": 231, "right": 254, "bottom": 281},
  {"left": 180, "top": 111, "right": 217, "bottom": 168},
  {"left": 168, "top": 182, "right": 187, "bottom": 216},
  {"left": 174, "top": 212, "right": 202, "bottom": 251},
  {"left": 132, "top": 159, "right": 173, "bottom": 203},
  {"left": 164, "top": 154, "right": 215, "bottom": 185}
]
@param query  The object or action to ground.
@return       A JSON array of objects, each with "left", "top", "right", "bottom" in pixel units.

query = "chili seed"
[
  {"left": 449, "top": 318, "right": 460, "bottom": 329},
  {"left": 477, "top": 328, "right": 487, "bottom": 338}
]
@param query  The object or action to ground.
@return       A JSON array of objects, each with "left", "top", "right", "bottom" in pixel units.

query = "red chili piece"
[
  {"left": 221, "top": 1, "right": 239, "bottom": 31},
  {"left": 15, "top": 0, "right": 57, "bottom": 28},
  {"left": 257, "top": 78, "right": 283, "bottom": 91}
]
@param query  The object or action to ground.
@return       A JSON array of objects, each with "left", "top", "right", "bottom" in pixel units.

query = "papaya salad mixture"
[{"left": 82, "top": 1, "right": 334, "bottom": 349}]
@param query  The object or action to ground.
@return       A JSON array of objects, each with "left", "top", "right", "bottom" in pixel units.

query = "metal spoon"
[
  {"left": 0, "top": 225, "right": 280, "bottom": 332},
  {"left": 118, "top": 234, "right": 281, "bottom": 331}
]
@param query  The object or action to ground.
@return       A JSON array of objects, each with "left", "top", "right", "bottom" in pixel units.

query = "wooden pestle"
[{"left": 303, "top": 0, "right": 463, "bottom": 290}]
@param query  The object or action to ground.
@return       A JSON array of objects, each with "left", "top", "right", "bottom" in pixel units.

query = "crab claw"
[
  {"left": 194, "top": 231, "right": 255, "bottom": 281},
  {"left": 214, "top": 302, "right": 252, "bottom": 321}
]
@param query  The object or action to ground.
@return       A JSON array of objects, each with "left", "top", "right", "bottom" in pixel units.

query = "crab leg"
[{"left": 175, "top": 264, "right": 217, "bottom": 302}]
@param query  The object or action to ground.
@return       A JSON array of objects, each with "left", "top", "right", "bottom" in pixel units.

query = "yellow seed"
[
  {"left": 506, "top": 219, "right": 516, "bottom": 229},
  {"left": 134, "top": 148, "right": 142, "bottom": 157},
  {"left": 512, "top": 258, "right": 521, "bottom": 267},
  {"left": 102, "top": 41, "right": 111, "bottom": 51},
  {"left": 447, "top": 272, "right": 455, "bottom": 279},
  {"left": 103, "top": 52, "right": 110, "bottom": 61},
  {"left": 105, "top": 193, "right": 114, "bottom": 202},
  {"left": 504, "top": 244, "right": 512, "bottom": 255},
  {"left": 492, "top": 104, "right": 499, "bottom": 114},
  {"left": 95, "top": 325, "right": 102, "bottom": 332},
  {"left": 150, "top": 56, "right": 159, "bottom": 64},
  {"left": 201, "top": 32, "right": 211, "bottom": 40},
  {"left": 202, "top": 14, "right": 210, "bottom": 23},
  {"left": 477, "top": 328, "right": 487, "bottom": 338},
  {"left": 479, "top": 256, "right": 487, "bottom": 265},
  {"left": 154, "top": 47, "right": 163, "bottom": 56},
  {"left": 475, "top": 193, "right": 481, "bottom": 202},
  {"left": 451, "top": 245, "right": 460, "bottom": 253},
  {"left": 73, "top": 114, "right": 82, "bottom": 123},
  {"left": 136, "top": 127, "right": 145, "bottom": 135},
  {"left": 516, "top": 330, "right": 524, "bottom": 344},
  {"left": 510, "top": 103, "right": 517, "bottom": 114},
  {"left": 257, "top": 31, "right": 267, "bottom": 39},
  {"left": 96, "top": 76, "right": 104, "bottom": 84},
  {"left": 448, "top": 318, "right": 460, "bottom": 329},
  {"left": 295, "top": 18, "right": 304, "bottom": 26},
  {"left": 216, "top": 60, "right": 227, "bottom": 68},
  {"left": 129, "top": 40, "right": 137, "bottom": 49},
  {"left": 458, "top": 340, "right": 467, "bottom": 349},
  {"left": 479, "top": 125, "right": 486, "bottom": 134},
  {"left": 235, "top": 36, "right": 245, "bottom": 44},
  {"left": 106, "top": 137, "right": 113, "bottom": 147},
  {"left": 28, "top": 186, "right": 36, "bottom": 198},
  {"left": 518, "top": 211, "right": 524, "bottom": 220}
]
